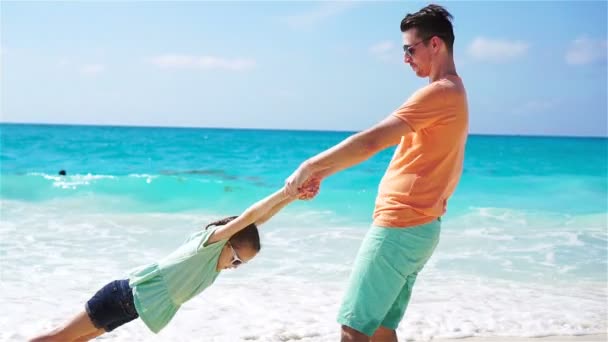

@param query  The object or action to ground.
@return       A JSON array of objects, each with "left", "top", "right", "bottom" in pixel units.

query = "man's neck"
[{"left": 429, "top": 55, "right": 458, "bottom": 82}]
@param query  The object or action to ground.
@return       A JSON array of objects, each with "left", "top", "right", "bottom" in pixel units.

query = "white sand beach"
[{"left": 433, "top": 334, "right": 607, "bottom": 342}]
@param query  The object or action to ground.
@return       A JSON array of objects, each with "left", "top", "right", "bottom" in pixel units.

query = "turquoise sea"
[{"left": 1, "top": 123, "right": 606, "bottom": 341}]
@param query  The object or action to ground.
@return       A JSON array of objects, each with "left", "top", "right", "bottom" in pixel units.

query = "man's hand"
[
  {"left": 297, "top": 177, "right": 320, "bottom": 200},
  {"left": 285, "top": 163, "right": 313, "bottom": 197}
]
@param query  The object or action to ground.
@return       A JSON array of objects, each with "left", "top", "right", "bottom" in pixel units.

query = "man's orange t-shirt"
[{"left": 373, "top": 75, "right": 469, "bottom": 228}]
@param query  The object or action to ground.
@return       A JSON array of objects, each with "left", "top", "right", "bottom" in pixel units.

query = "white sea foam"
[
  {"left": 27, "top": 172, "right": 117, "bottom": 189},
  {"left": 0, "top": 200, "right": 606, "bottom": 341},
  {"left": 128, "top": 173, "right": 158, "bottom": 184}
]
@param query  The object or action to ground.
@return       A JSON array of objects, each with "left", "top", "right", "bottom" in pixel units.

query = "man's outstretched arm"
[{"left": 285, "top": 115, "right": 411, "bottom": 196}]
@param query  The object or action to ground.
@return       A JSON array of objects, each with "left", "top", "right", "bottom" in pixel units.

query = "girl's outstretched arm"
[
  {"left": 255, "top": 196, "right": 295, "bottom": 226},
  {"left": 206, "top": 188, "right": 293, "bottom": 244},
  {"left": 255, "top": 176, "right": 321, "bottom": 226}
]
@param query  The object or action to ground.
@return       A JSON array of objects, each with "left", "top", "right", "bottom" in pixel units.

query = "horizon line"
[{"left": 1, "top": 121, "right": 607, "bottom": 139}]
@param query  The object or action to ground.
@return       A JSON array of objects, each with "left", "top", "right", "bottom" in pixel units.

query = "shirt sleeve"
[
  {"left": 392, "top": 82, "right": 452, "bottom": 132},
  {"left": 196, "top": 227, "right": 228, "bottom": 252}
]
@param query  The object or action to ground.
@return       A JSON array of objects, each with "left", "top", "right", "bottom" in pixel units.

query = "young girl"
[{"left": 31, "top": 183, "right": 318, "bottom": 342}]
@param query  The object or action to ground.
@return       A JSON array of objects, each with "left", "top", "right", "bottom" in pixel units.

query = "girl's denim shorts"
[{"left": 85, "top": 279, "right": 139, "bottom": 332}]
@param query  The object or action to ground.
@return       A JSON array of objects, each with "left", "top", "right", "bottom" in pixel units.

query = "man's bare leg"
[
  {"left": 371, "top": 326, "right": 397, "bottom": 342},
  {"left": 341, "top": 325, "right": 370, "bottom": 342}
]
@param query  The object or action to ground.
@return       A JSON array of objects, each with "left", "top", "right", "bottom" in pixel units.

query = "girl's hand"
[
  {"left": 285, "top": 163, "right": 313, "bottom": 197},
  {"left": 297, "top": 177, "right": 320, "bottom": 200}
]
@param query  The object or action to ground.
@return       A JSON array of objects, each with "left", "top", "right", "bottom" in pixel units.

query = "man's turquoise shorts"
[{"left": 337, "top": 219, "right": 441, "bottom": 336}]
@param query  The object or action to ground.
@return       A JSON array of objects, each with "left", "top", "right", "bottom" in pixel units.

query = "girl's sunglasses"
[{"left": 227, "top": 242, "right": 245, "bottom": 267}]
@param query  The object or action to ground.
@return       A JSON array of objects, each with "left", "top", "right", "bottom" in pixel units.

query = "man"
[{"left": 284, "top": 5, "right": 469, "bottom": 342}]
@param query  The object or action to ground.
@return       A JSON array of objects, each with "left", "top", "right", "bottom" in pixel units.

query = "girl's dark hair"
[
  {"left": 400, "top": 4, "right": 455, "bottom": 54},
  {"left": 205, "top": 216, "right": 261, "bottom": 252}
]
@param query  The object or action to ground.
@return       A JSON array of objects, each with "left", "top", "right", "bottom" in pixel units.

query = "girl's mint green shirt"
[{"left": 128, "top": 228, "right": 227, "bottom": 333}]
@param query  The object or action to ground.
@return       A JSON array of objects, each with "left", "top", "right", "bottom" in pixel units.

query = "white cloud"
[
  {"left": 282, "top": 2, "right": 356, "bottom": 29},
  {"left": 468, "top": 37, "right": 528, "bottom": 63},
  {"left": 565, "top": 37, "right": 608, "bottom": 65},
  {"left": 369, "top": 40, "right": 398, "bottom": 62},
  {"left": 79, "top": 64, "right": 105, "bottom": 76},
  {"left": 149, "top": 54, "right": 256, "bottom": 71}
]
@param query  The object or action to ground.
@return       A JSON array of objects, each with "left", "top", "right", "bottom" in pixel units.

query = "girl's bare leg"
[{"left": 30, "top": 311, "right": 104, "bottom": 342}]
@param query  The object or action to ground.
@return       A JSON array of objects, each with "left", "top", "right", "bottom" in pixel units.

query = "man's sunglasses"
[{"left": 403, "top": 36, "right": 434, "bottom": 57}]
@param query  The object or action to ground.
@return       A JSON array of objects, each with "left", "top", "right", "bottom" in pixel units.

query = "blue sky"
[{"left": 1, "top": 1, "right": 606, "bottom": 137}]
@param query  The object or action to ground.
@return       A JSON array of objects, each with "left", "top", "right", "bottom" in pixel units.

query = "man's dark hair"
[
  {"left": 205, "top": 216, "right": 261, "bottom": 252},
  {"left": 400, "top": 4, "right": 455, "bottom": 54}
]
